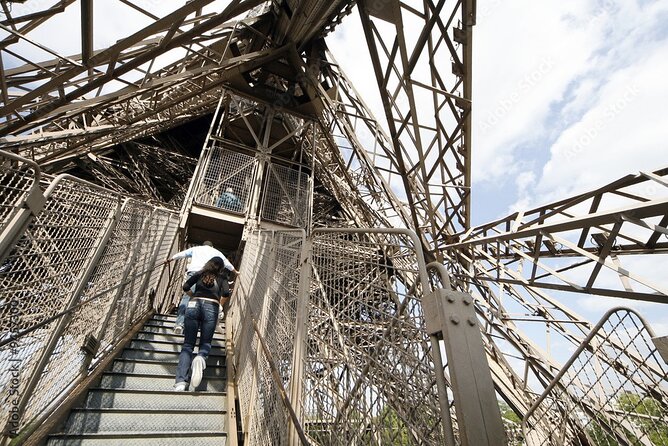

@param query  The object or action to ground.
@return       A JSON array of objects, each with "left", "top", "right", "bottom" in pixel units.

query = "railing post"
[
  {"left": 4, "top": 186, "right": 122, "bottom": 439},
  {"left": 288, "top": 234, "right": 311, "bottom": 446},
  {"left": 0, "top": 152, "right": 45, "bottom": 263}
]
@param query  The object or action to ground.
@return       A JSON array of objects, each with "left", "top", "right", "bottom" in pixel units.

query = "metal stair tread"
[
  {"left": 121, "top": 347, "right": 226, "bottom": 357},
  {"left": 86, "top": 388, "right": 226, "bottom": 396},
  {"left": 68, "top": 408, "right": 225, "bottom": 414},
  {"left": 49, "top": 431, "right": 226, "bottom": 437},
  {"left": 113, "top": 357, "right": 226, "bottom": 369},
  {"left": 131, "top": 338, "right": 224, "bottom": 346},
  {"left": 101, "top": 371, "right": 226, "bottom": 380},
  {"left": 141, "top": 323, "right": 225, "bottom": 333},
  {"left": 129, "top": 340, "right": 226, "bottom": 352},
  {"left": 135, "top": 330, "right": 226, "bottom": 343}
]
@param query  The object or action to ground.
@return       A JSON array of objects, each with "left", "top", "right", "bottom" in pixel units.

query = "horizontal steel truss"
[
  {"left": 446, "top": 168, "right": 668, "bottom": 301},
  {"left": 439, "top": 169, "right": 668, "bottom": 423},
  {"left": 0, "top": 0, "right": 266, "bottom": 166},
  {"left": 0, "top": 0, "right": 475, "bottom": 263}
]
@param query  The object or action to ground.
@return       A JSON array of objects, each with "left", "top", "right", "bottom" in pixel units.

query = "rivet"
[
  {"left": 463, "top": 296, "right": 472, "bottom": 305},
  {"left": 447, "top": 295, "right": 455, "bottom": 303},
  {"left": 467, "top": 317, "right": 476, "bottom": 326},
  {"left": 450, "top": 316, "right": 460, "bottom": 325}
]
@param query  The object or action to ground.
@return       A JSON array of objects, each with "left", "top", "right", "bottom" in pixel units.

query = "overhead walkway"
[{"left": 45, "top": 314, "right": 232, "bottom": 446}]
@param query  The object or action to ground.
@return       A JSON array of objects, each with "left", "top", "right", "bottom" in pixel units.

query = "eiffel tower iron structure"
[{"left": 0, "top": 1, "right": 667, "bottom": 445}]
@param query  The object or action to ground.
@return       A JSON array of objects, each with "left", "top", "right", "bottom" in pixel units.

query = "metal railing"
[
  {"left": 228, "top": 227, "right": 496, "bottom": 445},
  {"left": 0, "top": 151, "right": 179, "bottom": 441},
  {"left": 229, "top": 228, "right": 306, "bottom": 445},
  {"left": 523, "top": 307, "right": 668, "bottom": 445}
]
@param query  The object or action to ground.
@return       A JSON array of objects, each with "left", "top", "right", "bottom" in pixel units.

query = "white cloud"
[
  {"left": 472, "top": 0, "right": 668, "bottom": 195},
  {"left": 473, "top": 1, "right": 599, "bottom": 183},
  {"left": 537, "top": 40, "right": 668, "bottom": 203}
]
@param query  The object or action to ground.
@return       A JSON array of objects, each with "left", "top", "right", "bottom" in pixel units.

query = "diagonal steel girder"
[
  {"left": 0, "top": 0, "right": 265, "bottom": 136},
  {"left": 357, "top": 0, "right": 474, "bottom": 257}
]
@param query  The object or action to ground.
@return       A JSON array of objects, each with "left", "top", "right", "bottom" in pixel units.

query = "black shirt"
[{"left": 183, "top": 272, "right": 229, "bottom": 299}]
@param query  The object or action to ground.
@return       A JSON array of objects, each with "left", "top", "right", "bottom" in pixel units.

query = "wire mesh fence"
[
  {"left": 0, "top": 151, "right": 40, "bottom": 237},
  {"left": 261, "top": 162, "right": 311, "bottom": 227},
  {"left": 230, "top": 229, "right": 305, "bottom": 445},
  {"left": 523, "top": 308, "right": 668, "bottom": 446},
  {"left": 302, "top": 230, "right": 444, "bottom": 445},
  {"left": 0, "top": 168, "right": 178, "bottom": 435},
  {"left": 193, "top": 146, "right": 255, "bottom": 213}
]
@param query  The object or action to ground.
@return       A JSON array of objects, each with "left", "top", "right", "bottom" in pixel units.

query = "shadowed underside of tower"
[{"left": 1, "top": 1, "right": 667, "bottom": 445}]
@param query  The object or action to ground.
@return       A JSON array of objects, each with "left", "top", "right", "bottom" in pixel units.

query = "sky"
[{"left": 327, "top": 0, "right": 668, "bottom": 340}]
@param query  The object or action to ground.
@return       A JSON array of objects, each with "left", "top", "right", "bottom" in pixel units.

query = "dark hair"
[{"left": 200, "top": 256, "right": 227, "bottom": 286}]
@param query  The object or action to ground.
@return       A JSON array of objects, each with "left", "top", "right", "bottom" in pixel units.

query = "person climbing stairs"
[{"left": 45, "top": 314, "right": 230, "bottom": 445}]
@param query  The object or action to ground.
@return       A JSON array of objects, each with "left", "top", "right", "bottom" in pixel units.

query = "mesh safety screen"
[
  {"left": 523, "top": 308, "right": 668, "bottom": 446},
  {"left": 231, "top": 229, "right": 304, "bottom": 445},
  {"left": 0, "top": 172, "right": 178, "bottom": 431},
  {"left": 0, "top": 151, "right": 39, "bottom": 237},
  {"left": 194, "top": 146, "right": 255, "bottom": 213},
  {"left": 261, "top": 163, "right": 310, "bottom": 227},
  {"left": 303, "top": 231, "right": 443, "bottom": 445}
]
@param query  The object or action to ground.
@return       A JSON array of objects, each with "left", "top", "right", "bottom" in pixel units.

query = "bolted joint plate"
[{"left": 424, "top": 289, "right": 478, "bottom": 337}]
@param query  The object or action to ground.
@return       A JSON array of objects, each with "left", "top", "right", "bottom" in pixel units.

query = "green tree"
[{"left": 616, "top": 392, "right": 668, "bottom": 446}]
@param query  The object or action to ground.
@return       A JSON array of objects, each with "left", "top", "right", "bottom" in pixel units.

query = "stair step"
[
  {"left": 111, "top": 358, "right": 226, "bottom": 378},
  {"left": 100, "top": 371, "right": 226, "bottom": 392},
  {"left": 45, "top": 314, "right": 231, "bottom": 445},
  {"left": 142, "top": 323, "right": 225, "bottom": 336},
  {"left": 151, "top": 314, "right": 178, "bottom": 322},
  {"left": 135, "top": 330, "right": 225, "bottom": 345},
  {"left": 128, "top": 339, "right": 226, "bottom": 355},
  {"left": 144, "top": 318, "right": 227, "bottom": 329},
  {"left": 84, "top": 388, "right": 227, "bottom": 410},
  {"left": 60, "top": 408, "right": 225, "bottom": 434},
  {"left": 120, "top": 348, "right": 224, "bottom": 362},
  {"left": 47, "top": 432, "right": 226, "bottom": 446}
]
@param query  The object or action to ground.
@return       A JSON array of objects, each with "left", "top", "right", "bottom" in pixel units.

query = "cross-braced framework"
[{"left": 1, "top": 0, "right": 667, "bottom": 444}]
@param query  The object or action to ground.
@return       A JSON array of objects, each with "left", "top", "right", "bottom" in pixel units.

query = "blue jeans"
[
  {"left": 175, "top": 271, "right": 196, "bottom": 327},
  {"left": 175, "top": 299, "right": 219, "bottom": 384}
]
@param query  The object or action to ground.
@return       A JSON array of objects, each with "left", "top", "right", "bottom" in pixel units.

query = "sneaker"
[
  {"left": 174, "top": 382, "right": 187, "bottom": 392},
  {"left": 191, "top": 356, "right": 206, "bottom": 388},
  {"left": 174, "top": 324, "right": 184, "bottom": 335}
]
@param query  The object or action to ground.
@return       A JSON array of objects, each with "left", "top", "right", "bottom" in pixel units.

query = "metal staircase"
[{"left": 45, "top": 314, "right": 230, "bottom": 446}]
